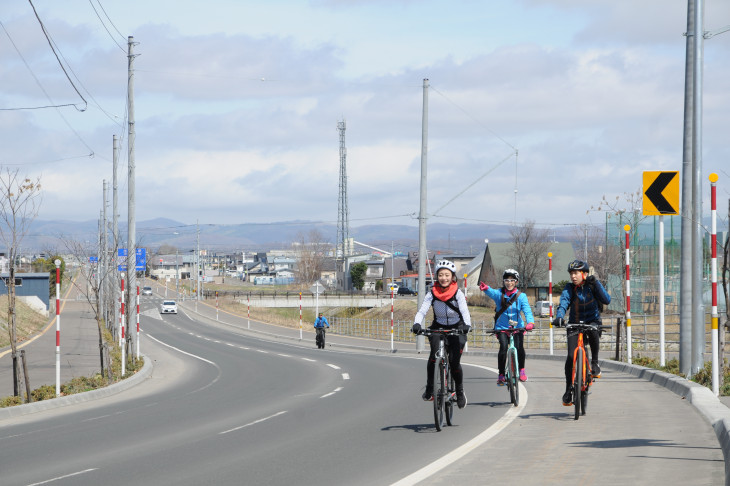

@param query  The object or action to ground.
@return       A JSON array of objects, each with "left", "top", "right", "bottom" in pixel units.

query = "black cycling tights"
[
  {"left": 497, "top": 332, "right": 525, "bottom": 374},
  {"left": 564, "top": 329, "right": 600, "bottom": 385},
  {"left": 426, "top": 333, "right": 466, "bottom": 389}
]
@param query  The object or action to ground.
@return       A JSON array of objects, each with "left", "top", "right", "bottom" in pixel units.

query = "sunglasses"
[{"left": 503, "top": 279, "right": 517, "bottom": 283}]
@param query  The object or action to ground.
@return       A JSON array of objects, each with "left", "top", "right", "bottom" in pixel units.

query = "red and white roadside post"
[
  {"left": 390, "top": 288, "right": 395, "bottom": 351},
  {"left": 136, "top": 284, "right": 140, "bottom": 360},
  {"left": 247, "top": 294, "right": 251, "bottom": 330},
  {"left": 299, "top": 292, "right": 303, "bottom": 340},
  {"left": 121, "top": 272, "right": 126, "bottom": 377},
  {"left": 624, "top": 225, "right": 632, "bottom": 364},
  {"left": 463, "top": 273, "right": 469, "bottom": 353},
  {"left": 548, "top": 253, "right": 554, "bottom": 355},
  {"left": 216, "top": 291, "right": 219, "bottom": 321},
  {"left": 54, "top": 259, "right": 61, "bottom": 397},
  {"left": 710, "top": 173, "right": 719, "bottom": 396}
]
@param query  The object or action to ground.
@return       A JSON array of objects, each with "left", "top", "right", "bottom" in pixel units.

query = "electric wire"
[
  {"left": 28, "top": 0, "right": 88, "bottom": 111},
  {"left": 88, "top": 0, "right": 126, "bottom": 52}
]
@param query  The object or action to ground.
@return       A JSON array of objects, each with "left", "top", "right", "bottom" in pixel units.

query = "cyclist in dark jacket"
[{"left": 552, "top": 260, "right": 611, "bottom": 406}]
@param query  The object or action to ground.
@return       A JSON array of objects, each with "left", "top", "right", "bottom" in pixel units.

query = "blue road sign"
[{"left": 118, "top": 248, "right": 147, "bottom": 271}]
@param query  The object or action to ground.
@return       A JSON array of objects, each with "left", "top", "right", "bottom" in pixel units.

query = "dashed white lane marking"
[
  {"left": 390, "top": 363, "right": 527, "bottom": 486},
  {"left": 278, "top": 353, "right": 291, "bottom": 358},
  {"left": 27, "top": 468, "right": 98, "bottom": 485},
  {"left": 219, "top": 411, "right": 287, "bottom": 435},
  {"left": 327, "top": 364, "right": 340, "bottom": 370},
  {"left": 320, "top": 387, "right": 344, "bottom": 398},
  {"left": 301, "top": 357, "right": 316, "bottom": 362},
  {"left": 342, "top": 373, "right": 350, "bottom": 380}
]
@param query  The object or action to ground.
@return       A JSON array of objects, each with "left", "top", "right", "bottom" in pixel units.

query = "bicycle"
[
  {"left": 315, "top": 327, "right": 327, "bottom": 349},
  {"left": 565, "top": 322, "right": 610, "bottom": 420},
  {"left": 489, "top": 321, "right": 529, "bottom": 407},
  {"left": 418, "top": 328, "right": 467, "bottom": 431}
]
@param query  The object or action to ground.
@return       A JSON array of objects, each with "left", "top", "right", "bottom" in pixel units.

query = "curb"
[{"left": 0, "top": 354, "right": 152, "bottom": 421}]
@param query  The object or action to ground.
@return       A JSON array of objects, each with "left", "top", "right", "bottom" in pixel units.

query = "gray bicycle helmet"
[{"left": 502, "top": 268, "right": 520, "bottom": 281}]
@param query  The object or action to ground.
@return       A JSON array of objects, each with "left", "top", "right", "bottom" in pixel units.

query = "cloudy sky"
[{"left": 1, "top": 0, "right": 729, "bottom": 234}]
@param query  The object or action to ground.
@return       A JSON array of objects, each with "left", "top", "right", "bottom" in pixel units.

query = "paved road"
[{"left": 0, "top": 287, "right": 725, "bottom": 485}]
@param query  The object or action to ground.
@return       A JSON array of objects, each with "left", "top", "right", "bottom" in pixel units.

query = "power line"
[
  {"left": 88, "top": 0, "right": 126, "bottom": 52},
  {"left": 28, "top": 0, "right": 88, "bottom": 111}
]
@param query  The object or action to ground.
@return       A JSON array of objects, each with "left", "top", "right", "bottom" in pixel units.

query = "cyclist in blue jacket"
[
  {"left": 479, "top": 269, "right": 535, "bottom": 384},
  {"left": 552, "top": 260, "right": 611, "bottom": 405},
  {"left": 412, "top": 260, "right": 472, "bottom": 409},
  {"left": 314, "top": 312, "right": 329, "bottom": 349}
]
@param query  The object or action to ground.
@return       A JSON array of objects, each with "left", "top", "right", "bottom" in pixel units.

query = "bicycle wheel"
[
  {"left": 574, "top": 348, "right": 584, "bottom": 420},
  {"left": 433, "top": 360, "right": 445, "bottom": 431},
  {"left": 445, "top": 366, "right": 454, "bottom": 426},
  {"left": 581, "top": 388, "right": 588, "bottom": 416},
  {"left": 509, "top": 348, "right": 519, "bottom": 407}
]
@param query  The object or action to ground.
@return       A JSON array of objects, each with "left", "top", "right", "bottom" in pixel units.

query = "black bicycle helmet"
[
  {"left": 567, "top": 260, "right": 589, "bottom": 273},
  {"left": 502, "top": 268, "right": 520, "bottom": 281}
]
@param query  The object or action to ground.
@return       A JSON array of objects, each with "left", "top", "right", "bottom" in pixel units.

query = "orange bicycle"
[{"left": 566, "top": 322, "right": 610, "bottom": 420}]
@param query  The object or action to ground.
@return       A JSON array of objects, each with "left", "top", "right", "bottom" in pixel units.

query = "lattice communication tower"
[{"left": 336, "top": 120, "right": 349, "bottom": 265}]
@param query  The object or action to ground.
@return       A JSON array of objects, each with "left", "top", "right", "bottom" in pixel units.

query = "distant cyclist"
[
  {"left": 314, "top": 312, "right": 329, "bottom": 349},
  {"left": 479, "top": 269, "right": 535, "bottom": 383},
  {"left": 552, "top": 260, "right": 611, "bottom": 406},
  {"left": 412, "top": 260, "right": 471, "bottom": 409}
]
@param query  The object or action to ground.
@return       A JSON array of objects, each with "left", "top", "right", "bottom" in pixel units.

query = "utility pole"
[
  {"left": 112, "top": 134, "right": 119, "bottom": 338},
  {"left": 679, "top": 1, "right": 696, "bottom": 376},
  {"left": 196, "top": 220, "right": 200, "bottom": 300},
  {"left": 417, "top": 78, "right": 429, "bottom": 352},
  {"left": 126, "top": 36, "right": 138, "bottom": 358}
]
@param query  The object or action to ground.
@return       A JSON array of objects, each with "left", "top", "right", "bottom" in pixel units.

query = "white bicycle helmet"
[
  {"left": 435, "top": 260, "right": 457, "bottom": 275},
  {"left": 503, "top": 268, "right": 520, "bottom": 281}
]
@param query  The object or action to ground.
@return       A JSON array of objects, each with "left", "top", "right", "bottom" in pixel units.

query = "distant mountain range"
[
  {"left": 25, "top": 218, "right": 569, "bottom": 255},
  {"left": 25, "top": 215, "right": 723, "bottom": 256}
]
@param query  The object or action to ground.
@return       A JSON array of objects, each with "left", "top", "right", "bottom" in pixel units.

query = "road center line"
[{"left": 219, "top": 411, "right": 287, "bottom": 435}]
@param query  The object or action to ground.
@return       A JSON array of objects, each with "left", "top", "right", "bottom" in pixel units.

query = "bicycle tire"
[
  {"left": 433, "top": 360, "right": 445, "bottom": 431},
  {"left": 508, "top": 348, "right": 519, "bottom": 406},
  {"left": 445, "top": 366, "right": 454, "bottom": 426},
  {"left": 574, "top": 347, "right": 584, "bottom": 420},
  {"left": 581, "top": 388, "right": 588, "bottom": 415}
]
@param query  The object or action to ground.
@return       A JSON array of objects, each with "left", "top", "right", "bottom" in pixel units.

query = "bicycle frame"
[
  {"left": 419, "top": 328, "right": 465, "bottom": 431},
  {"left": 490, "top": 323, "right": 527, "bottom": 407},
  {"left": 566, "top": 322, "right": 609, "bottom": 420}
]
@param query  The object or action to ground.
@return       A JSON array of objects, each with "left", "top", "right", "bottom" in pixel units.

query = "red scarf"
[{"left": 432, "top": 281, "right": 458, "bottom": 302}]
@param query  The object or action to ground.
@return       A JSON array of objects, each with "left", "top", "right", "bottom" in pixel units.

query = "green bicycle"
[{"left": 490, "top": 322, "right": 529, "bottom": 406}]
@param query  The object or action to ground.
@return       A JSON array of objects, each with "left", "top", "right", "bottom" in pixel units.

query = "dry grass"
[{"left": 0, "top": 298, "right": 50, "bottom": 349}]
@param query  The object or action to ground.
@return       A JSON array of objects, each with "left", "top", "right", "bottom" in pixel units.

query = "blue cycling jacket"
[
  {"left": 482, "top": 286, "right": 534, "bottom": 330},
  {"left": 314, "top": 316, "right": 329, "bottom": 328},
  {"left": 555, "top": 280, "right": 611, "bottom": 324}
]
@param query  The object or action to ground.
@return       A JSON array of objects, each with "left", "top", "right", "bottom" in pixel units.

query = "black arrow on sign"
[{"left": 645, "top": 172, "right": 677, "bottom": 214}]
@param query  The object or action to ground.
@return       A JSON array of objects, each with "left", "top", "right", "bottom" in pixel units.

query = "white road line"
[
  {"left": 256, "top": 349, "right": 269, "bottom": 354},
  {"left": 146, "top": 334, "right": 217, "bottom": 366},
  {"left": 27, "top": 468, "right": 98, "bottom": 485},
  {"left": 301, "top": 358, "right": 316, "bottom": 362},
  {"left": 326, "top": 364, "right": 340, "bottom": 370},
  {"left": 278, "top": 353, "right": 291, "bottom": 358},
  {"left": 342, "top": 373, "right": 350, "bottom": 380},
  {"left": 391, "top": 363, "right": 526, "bottom": 486},
  {"left": 320, "top": 387, "right": 343, "bottom": 398},
  {"left": 219, "top": 411, "right": 287, "bottom": 435}
]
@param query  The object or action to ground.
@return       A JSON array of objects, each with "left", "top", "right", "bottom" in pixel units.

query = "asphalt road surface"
[{"left": 0, "top": 293, "right": 724, "bottom": 485}]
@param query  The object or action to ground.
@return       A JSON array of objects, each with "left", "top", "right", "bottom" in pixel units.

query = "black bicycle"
[
  {"left": 418, "top": 328, "right": 467, "bottom": 431},
  {"left": 315, "top": 327, "right": 327, "bottom": 349},
  {"left": 565, "top": 322, "right": 611, "bottom": 420}
]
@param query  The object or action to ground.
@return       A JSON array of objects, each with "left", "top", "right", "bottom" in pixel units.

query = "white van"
[{"left": 534, "top": 301, "right": 552, "bottom": 317}]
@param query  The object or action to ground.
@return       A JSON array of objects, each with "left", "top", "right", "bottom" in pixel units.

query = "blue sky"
[{"left": 1, "top": 0, "right": 729, "bottom": 233}]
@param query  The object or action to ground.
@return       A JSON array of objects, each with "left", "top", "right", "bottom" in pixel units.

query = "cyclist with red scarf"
[{"left": 412, "top": 260, "right": 472, "bottom": 408}]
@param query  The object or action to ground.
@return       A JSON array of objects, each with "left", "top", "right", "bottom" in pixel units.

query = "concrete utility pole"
[
  {"left": 127, "top": 36, "right": 138, "bottom": 357},
  {"left": 101, "top": 181, "right": 107, "bottom": 323},
  {"left": 417, "top": 78, "right": 429, "bottom": 352},
  {"left": 113, "top": 134, "right": 119, "bottom": 340}
]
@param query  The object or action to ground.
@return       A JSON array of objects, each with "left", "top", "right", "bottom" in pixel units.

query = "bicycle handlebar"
[
  {"left": 488, "top": 326, "right": 530, "bottom": 335},
  {"left": 418, "top": 328, "right": 468, "bottom": 336},
  {"left": 565, "top": 322, "right": 611, "bottom": 331}
]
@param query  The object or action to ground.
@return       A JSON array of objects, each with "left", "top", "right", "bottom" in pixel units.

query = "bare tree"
[
  {"left": 0, "top": 169, "right": 41, "bottom": 398},
  {"left": 294, "top": 229, "right": 329, "bottom": 284},
  {"left": 508, "top": 220, "right": 550, "bottom": 289}
]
